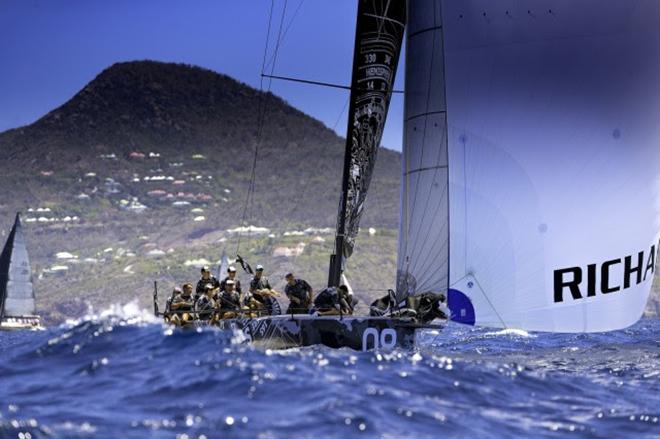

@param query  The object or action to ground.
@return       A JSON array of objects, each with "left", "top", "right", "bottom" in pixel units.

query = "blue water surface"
[{"left": 0, "top": 309, "right": 658, "bottom": 439}]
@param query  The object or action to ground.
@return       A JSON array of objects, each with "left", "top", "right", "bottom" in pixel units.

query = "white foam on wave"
[
  {"left": 62, "top": 300, "right": 160, "bottom": 328},
  {"left": 484, "top": 328, "right": 534, "bottom": 338}
]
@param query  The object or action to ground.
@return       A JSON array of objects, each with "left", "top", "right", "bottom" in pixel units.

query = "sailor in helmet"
[
  {"left": 196, "top": 266, "right": 220, "bottom": 299},
  {"left": 169, "top": 283, "right": 194, "bottom": 325},
  {"left": 249, "top": 264, "right": 271, "bottom": 292},
  {"left": 219, "top": 279, "right": 241, "bottom": 318},
  {"left": 165, "top": 286, "right": 182, "bottom": 323},
  {"left": 220, "top": 266, "right": 242, "bottom": 294},
  {"left": 249, "top": 264, "right": 277, "bottom": 304},
  {"left": 195, "top": 283, "right": 219, "bottom": 321}
]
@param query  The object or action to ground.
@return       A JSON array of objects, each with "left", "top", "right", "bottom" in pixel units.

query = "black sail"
[
  {"left": 0, "top": 213, "right": 35, "bottom": 318},
  {"left": 329, "top": 0, "right": 406, "bottom": 286}
]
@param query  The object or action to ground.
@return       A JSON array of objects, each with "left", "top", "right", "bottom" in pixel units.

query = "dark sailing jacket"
[
  {"left": 196, "top": 276, "right": 220, "bottom": 297},
  {"left": 171, "top": 293, "right": 193, "bottom": 312},
  {"left": 220, "top": 290, "right": 240, "bottom": 310},
  {"left": 314, "top": 287, "right": 339, "bottom": 310},
  {"left": 220, "top": 276, "right": 242, "bottom": 294},
  {"left": 314, "top": 287, "right": 353, "bottom": 313},
  {"left": 250, "top": 276, "right": 272, "bottom": 292},
  {"left": 285, "top": 279, "right": 313, "bottom": 306}
]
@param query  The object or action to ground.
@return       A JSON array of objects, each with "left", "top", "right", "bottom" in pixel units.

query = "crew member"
[
  {"left": 196, "top": 266, "right": 220, "bottom": 298},
  {"left": 219, "top": 279, "right": 241, "bottom": 318},
  {"left": 166, "top": 286, "right": 182, "bottom": 311},
  {"left": 220, "top": 266, "right": 242, "bottom": 294},
  {"left": 249, "top": 264, "right": 277, "bottom": 304},
  {"left": 195, "top": 283, "right": 218, "bottom": 321},
  {"left": 313, "top": 285, "right": 353, "bottom": 316},
  {"left": 284, "top": 273, "right": 313, "bottom": 314},
  {"left": 165, "top": 286, "right": 182, "bottom": 323},
  {"left": 169, "top": 283, "right": 195, "bottom": 325}
]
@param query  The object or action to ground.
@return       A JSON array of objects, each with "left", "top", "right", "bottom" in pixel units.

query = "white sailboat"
[
  {"left": 158, "top": 0, "right": 660, "bottom": 348},
  {"left": 0, "top": 213, "right": 42, "bottom": 330}
]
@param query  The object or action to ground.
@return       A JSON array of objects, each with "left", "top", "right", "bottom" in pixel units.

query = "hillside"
[
  {"left": 0, "top": 60, "right": 401, "bottom": 323},
  {"left": 0, "top": 60, "right": 400, "bottom": 229},
  {"left": 0, "top": 60, "right": 658, "bottom": 323}
]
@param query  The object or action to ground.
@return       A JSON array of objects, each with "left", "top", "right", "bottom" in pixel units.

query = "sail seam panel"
[
  {"left": 407, "top": 185, "right": 449, "bottom": 277},
  {"left": 405, "top": 171, "right": 449, "bottom": 273},
  {"left": 412, "top": 236, "right": 450, "bottom": 288}
]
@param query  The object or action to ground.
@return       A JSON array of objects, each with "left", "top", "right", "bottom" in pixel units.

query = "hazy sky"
[{"left": 0, "top": 0, "right": 405, "bottom": 150}]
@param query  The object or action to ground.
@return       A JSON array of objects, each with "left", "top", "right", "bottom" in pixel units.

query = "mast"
[
  {"left": 327, "top": 0, "right": 406, "bottom": 287},
  {"left": 328, "top": 1, "right": 363, "bottom": 288}
]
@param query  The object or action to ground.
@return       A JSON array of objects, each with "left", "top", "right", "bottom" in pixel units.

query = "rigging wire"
[
  {"left": 262, "top": 0, "right": 306, "bottom": 73},
  {"left": 287, "top": 75, "right": 349, "bottom": 221},
  {"left": 236, "top": 0, "right": 289, "bottom": 255},
  {"left": 261, "top": 73, "right": 404, "bottom": 93},
  {"left": 332, "top": 97, "right": 350, "bottom": 132}
]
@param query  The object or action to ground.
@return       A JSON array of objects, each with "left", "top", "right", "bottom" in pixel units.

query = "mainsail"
[
  {"left": 0, "top": 213, "right": 36, "bottom": 318},
  {"left": 396, "top": 0, "right": 449, "bottom": 302},
  {"left": 400, "top": 0, "right": 660, "bottom": 332},
  {"left": 329, "top": 0, "right": 406, "bottom": 286}
]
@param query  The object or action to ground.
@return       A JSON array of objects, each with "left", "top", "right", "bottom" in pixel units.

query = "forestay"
[
  {"left": 0, "top": 214, "right": 36, "bottom": 318},
  {"left": 400, "top": 0, "right": 660, "bottom": 332}
]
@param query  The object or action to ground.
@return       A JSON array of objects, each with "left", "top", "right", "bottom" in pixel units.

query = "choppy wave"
[{"left": 1, "top": 305, "right": 659, "bottom": 438}]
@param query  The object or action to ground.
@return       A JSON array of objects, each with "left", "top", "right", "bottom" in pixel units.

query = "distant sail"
[
  {"left": 402, "top": 0, "right": 660, "bottom": 332},
  {"left": 339, "top": 0, "right": 406, "bottom": 261},
  {"left": 218, "top": 250, "right": 229, "bottom": 279},
  {"left": 396, "top": 0, "right": 450, "bottom": 302},
  {"left": 0, "top": 214, "right": 36, "bottom": 318}
]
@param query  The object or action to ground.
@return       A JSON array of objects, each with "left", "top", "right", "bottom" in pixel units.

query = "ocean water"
[{"left": 1, "top": 305, "right": 658, "bottom": 439}]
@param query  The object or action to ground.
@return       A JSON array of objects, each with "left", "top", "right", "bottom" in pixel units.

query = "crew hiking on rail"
[{"left": 163, "top": 262, "right": 356, "bottom": 326}]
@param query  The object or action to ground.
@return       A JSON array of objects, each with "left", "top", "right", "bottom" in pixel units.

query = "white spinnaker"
[
  {"left": 440, "top": 0, "right": 660, "bottom": 332},
  {"left": 2, "top": 215, "right": 35, "bottom": 316},
  {"left": 396, "top": 0, "right": 450, "bottom": 302}
]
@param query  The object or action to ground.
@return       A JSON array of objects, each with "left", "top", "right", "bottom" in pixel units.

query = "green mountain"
[{"left": 0, "top": 60, "right": 401, "bottom": 323}]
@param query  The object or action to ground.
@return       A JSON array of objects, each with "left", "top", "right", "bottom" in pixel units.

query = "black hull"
[{"left": 211, "top": 315, "right": 436, "bottom": 351}]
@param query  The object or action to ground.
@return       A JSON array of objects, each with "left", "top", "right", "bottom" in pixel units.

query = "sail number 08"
[{"left": 362, "top": 327, "right": 397, "bottom": 351}]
